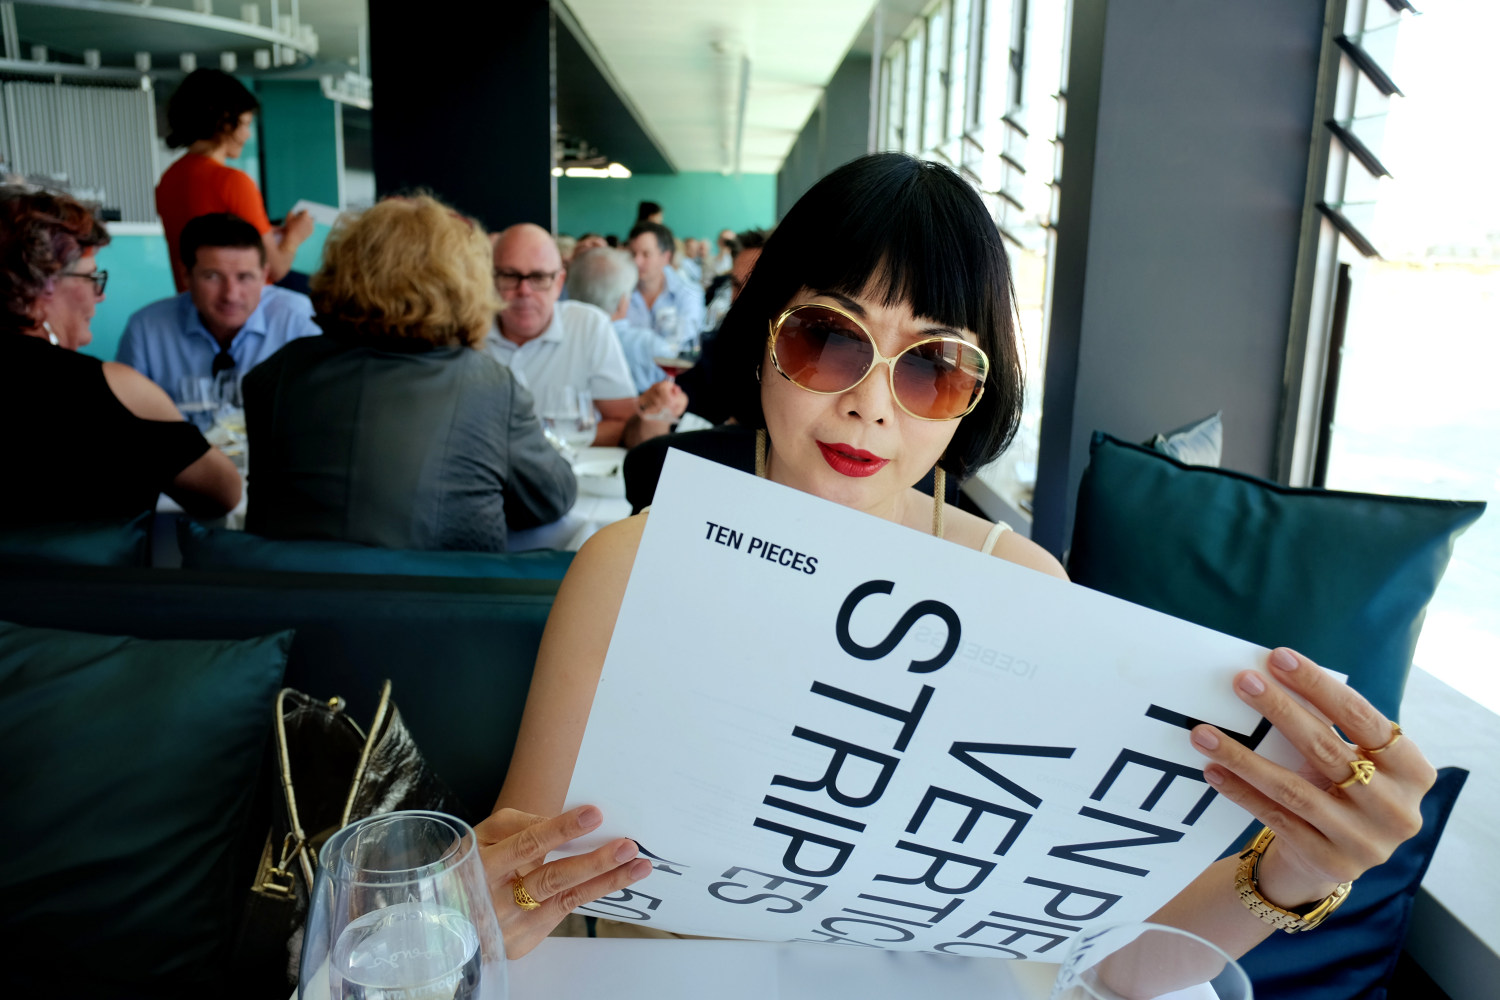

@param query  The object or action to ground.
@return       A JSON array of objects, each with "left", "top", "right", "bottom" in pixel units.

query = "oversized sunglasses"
[{"left": 767, "top": 302, "right": 989, "bottom": 421}]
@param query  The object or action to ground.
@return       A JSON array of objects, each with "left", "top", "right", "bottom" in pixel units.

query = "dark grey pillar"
[
  {"left": 1030, "top": 0, "right": 1327, "bottom": 557},
  {"left": 777, "top": 52, "right": 872, "bottom": 216},
  {"left": 368, "top": 0, "right": 555, "bottom": 231}
]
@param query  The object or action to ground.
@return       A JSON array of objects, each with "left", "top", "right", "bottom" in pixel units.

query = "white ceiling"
[
  {"left": 561, "top": 0, "right": 879, "bottom": 174},
  {"left": 294, "top": 0, "right": 884, "bottom": 174}
]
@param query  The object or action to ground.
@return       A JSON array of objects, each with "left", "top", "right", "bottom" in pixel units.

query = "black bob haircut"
[
  {"left": 165, "top": 69, "right": 260, "bottom": 149},
  {"left": 716, "top": 153, "right": 1024, "bottom": 481},
  {"left": 179, "top": 212, "right": 267, "bottom": 271},
  {"left": 636, "top": 200, "right": 663, "bottom": 221},
  {"left": 628, "top": 221, "right": 675, "bottom": 256}
]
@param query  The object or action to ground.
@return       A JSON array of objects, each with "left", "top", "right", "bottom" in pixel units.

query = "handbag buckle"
[
  {"left": 256, "top": 866, "right": 297, "bottom": 898},
  {"left": 250, "top": 832, "right": 303, "bottom": 899}
]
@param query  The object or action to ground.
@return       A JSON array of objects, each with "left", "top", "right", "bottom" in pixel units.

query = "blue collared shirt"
[
  {"left": 117, "top": 286, "right": 320, "bottom": 403},
  {"left": 626, "top": 265, "right": 706, "bottom": 353},
  {"left": 611, "top": 319, "right": 671, "bottom": 393}
]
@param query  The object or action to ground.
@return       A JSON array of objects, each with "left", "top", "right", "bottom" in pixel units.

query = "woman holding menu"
[{"left": 497, "top": 154, "right": 1434, "bottom": 969}]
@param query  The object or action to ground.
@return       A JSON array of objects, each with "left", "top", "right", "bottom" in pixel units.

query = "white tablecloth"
[
  {"left": 160, "top": 447, "right": 633, "bottom": 553},
  {"left": 508, "top": 938, "right": 1220, "bottom": 999}
]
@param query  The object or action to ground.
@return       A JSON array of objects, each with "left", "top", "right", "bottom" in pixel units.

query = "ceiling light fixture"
[{"left": 562, "top": 163, "right": 632, "bottom": 179}]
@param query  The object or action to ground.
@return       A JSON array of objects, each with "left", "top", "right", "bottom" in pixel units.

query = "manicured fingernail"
[
  {"left": 1192, "top": 728, "right": 1220, "bottom": 751},
  {"left": 627, "top": 858, "right": 653, "bottom": 879},
  {"left": 615, "top": 840, "right": 639, "bottom": 863},
  {"left": 577, "top": 806, "right": 602, "bottom": 829},
  {"left": 1270, "top": 648, "right": 1298, "bottom": 672},
  {"left": 1238, "top": 672, "right": 1266, "bottom": 697},
  {"left": 1203, "top": 767, "right": 1223, "bottom": 786}
]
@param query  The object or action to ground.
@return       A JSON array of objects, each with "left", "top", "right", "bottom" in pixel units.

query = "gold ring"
[
  {"left": 1361, "top": 721, "right": 1403, "bottom": 755},
  {"left": 511, "top": 875, "right": 541, "bottom": 911},
  {"left": 1335, "top": 758, "right": 1377, "bottom": 789}
]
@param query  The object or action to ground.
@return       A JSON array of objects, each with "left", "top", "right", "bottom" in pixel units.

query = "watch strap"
[{"left": 1234, "top": 826, "right": 1353, "bottom": 933}]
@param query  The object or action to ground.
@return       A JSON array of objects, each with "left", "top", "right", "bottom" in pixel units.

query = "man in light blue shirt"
[
  {"left": 117, "top": 212, "right": 319, "bottom": 403},
  {"left": 625, "top": 221, "right": 705, "bottom": 355},
  {"left": 565, "top": 246, "right": 671, "bottom": 393}
]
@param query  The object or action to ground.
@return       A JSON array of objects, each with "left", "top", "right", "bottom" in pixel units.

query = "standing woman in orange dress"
[{"left": 155, "top": 69, "right": 313, "bottom": 292}]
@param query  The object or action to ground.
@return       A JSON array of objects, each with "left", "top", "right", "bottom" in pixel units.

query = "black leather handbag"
[{"left": 231, "top": 680, "right": 466, "bottom": 988}]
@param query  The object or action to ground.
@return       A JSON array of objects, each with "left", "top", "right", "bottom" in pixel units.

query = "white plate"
[{"left": 574, "top": 458, "right": 621, "bottom": 478}]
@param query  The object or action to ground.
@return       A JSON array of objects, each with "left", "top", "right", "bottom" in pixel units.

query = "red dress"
[{"left": 155, "top": 154, "right": 272, "bottom": 291}]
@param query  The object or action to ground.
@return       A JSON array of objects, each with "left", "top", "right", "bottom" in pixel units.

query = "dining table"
[
  {"left": 290, "top": 936, "right": 1221, "bottom": 999},
  {"left": 158, "top": 445, "right": 635, "bottom": 555}
]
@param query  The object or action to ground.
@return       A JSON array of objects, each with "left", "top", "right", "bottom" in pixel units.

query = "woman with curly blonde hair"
[{"left": 244, "top": 194, "right": 576, "bottom": 551}]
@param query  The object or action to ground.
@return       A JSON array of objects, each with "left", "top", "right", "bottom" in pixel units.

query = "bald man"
[{"left": 485, "top": 223, "right": 636, "bottom": 446}]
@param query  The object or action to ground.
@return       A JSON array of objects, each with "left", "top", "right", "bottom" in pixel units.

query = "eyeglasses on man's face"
[
  {"left": 494, "top": 269, "right": 560, "bottom": 292},
  {"left": 59, "top": 269, "right": 108, "bottom": 296}
]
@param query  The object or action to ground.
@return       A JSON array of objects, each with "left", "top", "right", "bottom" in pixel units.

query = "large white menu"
[{"left": 562, "top": 451, "right": 1292, "bottom": 957}]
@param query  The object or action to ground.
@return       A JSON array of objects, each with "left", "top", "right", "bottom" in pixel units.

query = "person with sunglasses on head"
[
  {"left": 495, "top": 154, "right": 1434, "bottom": 966},
  {"left": 0, "top": 186, "right": 241, "bottom": 524},
  {"left": 484, "top": 223, "right": 637, "bottom": 446},
  {"left": 117, "top": 213, "right": 319, "bottom": 405}
]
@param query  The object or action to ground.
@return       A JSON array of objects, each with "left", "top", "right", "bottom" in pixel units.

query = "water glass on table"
[
  {"left": 298, "top": 811, "right": 508, "bottom": 1000},
  {"left": 177, "top": 375, "right": 218, "bottom": 431},
  {"left": 1050, "top": 923, "right": 1252, "bottom": 999}
]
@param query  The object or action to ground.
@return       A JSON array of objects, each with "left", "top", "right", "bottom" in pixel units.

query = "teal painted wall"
[
  {"left": 83, "top": 234, "right": 175, "bottom": 362},
  {"left": 257, "top": 80, "right": 342, "bottom": 219},
  {"left": 556, "top": 173, "right": 775, "bottom": 243}
]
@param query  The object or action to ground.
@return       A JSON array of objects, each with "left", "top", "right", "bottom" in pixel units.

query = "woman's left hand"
[
  {"left": 1190, "top": 647, "right": 1436, "bottom": 908},
  {"left": 475, "top": 804, "right": 652, "bottom": 958}
]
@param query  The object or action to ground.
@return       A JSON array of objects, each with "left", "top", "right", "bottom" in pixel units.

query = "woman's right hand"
[{"left": 474, "top": 804, "right": 651, "bottom": 958}]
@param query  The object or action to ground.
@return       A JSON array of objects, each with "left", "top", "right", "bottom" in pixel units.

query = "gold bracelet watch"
[{"left": 1234, "top": 827, "right": 1353, "bottom": 933}]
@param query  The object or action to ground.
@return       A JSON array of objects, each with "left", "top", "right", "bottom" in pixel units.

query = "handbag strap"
[
  {"left": 273, "top": 688, "right": 367, "bottom": 890},
  {"left": 340, "top": 679, "right": 394, "bottom": 828}
]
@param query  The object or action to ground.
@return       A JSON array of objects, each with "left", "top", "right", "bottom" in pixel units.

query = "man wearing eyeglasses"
[
  {"left": 117, "top": 213, "right": 319, "bottom": 404},
  {"left": 484, "top": 223, "right": 636, "bottom": 446}
]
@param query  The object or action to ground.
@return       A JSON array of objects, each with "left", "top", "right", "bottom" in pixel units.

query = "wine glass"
[
  {"left": 211, "top": 369, "right": 248, "bottom": 468},
  {"left": 541, "top": 386, "right": 597, "bottom": 451},
  {"left": 1051, "top": 922, "right": 1252, "bottom": 999},
  {"left": 177, "top": 375, "right": 218, "bottom": 431},
  {"left": 298, "top": 811, "right": 508, "bottom": 1000}
]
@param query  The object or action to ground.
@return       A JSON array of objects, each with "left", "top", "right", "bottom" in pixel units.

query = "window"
[
  {"left": 877, "top": 0, "right": 1072, "bottom": 518},
  {"left": 1312, "top": 0, "right": 1499, "bottom": 712}
]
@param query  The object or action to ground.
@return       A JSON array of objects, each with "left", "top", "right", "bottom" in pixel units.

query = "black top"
[
  {"left": 244, "top": 331, "right": 576, "bottom": 552},
  {"left": 0, "top": 333, "right": 210, "bottom": 525}
]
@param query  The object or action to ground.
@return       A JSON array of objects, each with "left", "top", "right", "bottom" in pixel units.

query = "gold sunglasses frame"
[{"left": 766, "top": 302, "right": 990, "bottom": 422}]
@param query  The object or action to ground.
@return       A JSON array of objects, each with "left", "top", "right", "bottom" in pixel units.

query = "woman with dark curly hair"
[
  {"left": 0, "top": 186, "right": 241, "bottom": 523},
  {"left": 156, "top": 69, "right": 313, "bottom": 290}
]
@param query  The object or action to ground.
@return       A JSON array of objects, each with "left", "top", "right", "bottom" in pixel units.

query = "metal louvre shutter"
[{"left": 2, "top": 79, "right": 155, "bottom": 222}]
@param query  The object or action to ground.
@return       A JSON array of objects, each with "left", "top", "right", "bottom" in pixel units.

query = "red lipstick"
[{"left": 817, "top": 441, "right": 889, "bottom": 478}]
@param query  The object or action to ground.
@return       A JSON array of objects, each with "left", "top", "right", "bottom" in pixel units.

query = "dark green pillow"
[
  {"left": 0, "top": 512, "right": 152, "bottom": 567},
  {"left": 0, "top": 620, "right": 291, "bottom": 994},
  {"left": 1069, "top": 433, "right": 1485, "bottom": 719},
  {"left": 178, "top": 520, "right": 575, "bottom": 579}
]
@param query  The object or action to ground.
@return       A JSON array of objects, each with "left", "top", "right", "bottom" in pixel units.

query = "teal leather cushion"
[
  {"left": 1069, "top": 433, "right": 1485, "bottom": 719},
  {"left": 1238, "top": 767, "right": 1467, "bottom": 1000},
  {"left": 0, "top": 620, "right": 291, "bottom": 994},
  {"left": 0, "top": 512, "right": 152, "bottom": 567},
  {"left": 178, "top": 519, "right": 575, "bottom": 579}
]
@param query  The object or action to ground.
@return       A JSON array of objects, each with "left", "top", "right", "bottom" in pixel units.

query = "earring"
[{"left": 43, "top": 320, "right": 59, "bottom": 346}]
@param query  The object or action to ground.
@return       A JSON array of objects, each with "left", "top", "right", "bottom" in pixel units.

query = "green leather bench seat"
[{"left": 0, "top": 566, "right": 557, "bottom": 818}]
